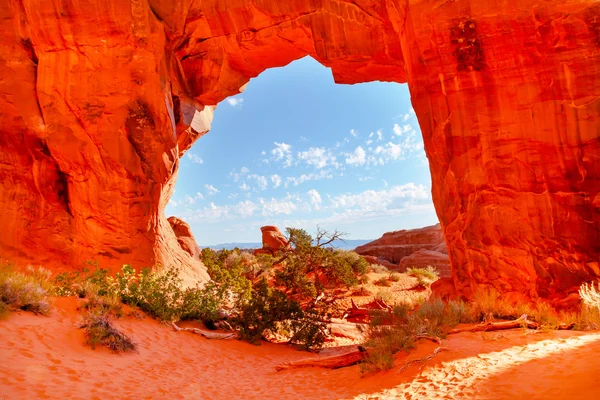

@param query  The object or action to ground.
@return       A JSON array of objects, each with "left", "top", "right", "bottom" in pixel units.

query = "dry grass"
[
  {"left": 79, "top": 310, "right": 137, "bottom": 353},
  {"left": 360, "top": 299, "right": 472, "bottom": 373},
  {"left": 0, "top": 263, "right": 53, "bottom": 315},
  {"left": 81, "top": 282, "right": 123, "bottom": 317},
  {"left": 407, "top": 266, "right": 439, "bottom": 286},
  {"left": 374, "top": 277, "right": 392, "bottom": 287}
]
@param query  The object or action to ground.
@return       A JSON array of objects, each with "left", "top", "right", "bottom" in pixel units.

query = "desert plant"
[
  {"left": 579, "top": 282, "right": 600, "bottom": 310},
  {"left": 407, "top": 266, "right": 439, "bottom": 286},
  {"left": 0, "top": 263, "right": 53, "bottom": 315},
  {"left": 274, "top": 228, "right": 367, "bottom": 298},
  {"left": 80, "top": 310, "right": 137, "bottom": 352},
  {"left": 232, "top": 278, "right": 329, "bottom": 350},
  {"left": 389, "top": 273, "right": 401, "bottom": 282},
  {"left": 374, "top": 277, "right": 392, "bottom": 287},
  {"left": 81, "top": 282, "right": 123, "bottom": 317},
  {"left": 360, "top": 299, "right": 472, "bottom": 373}
]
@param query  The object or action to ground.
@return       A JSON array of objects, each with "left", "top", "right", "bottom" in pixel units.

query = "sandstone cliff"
[
  {"left": 355, "top": 224, "right": 451, "bottom": 277},
  {"left": 0, "top": 0, "right": 598, "bottom": 301}
]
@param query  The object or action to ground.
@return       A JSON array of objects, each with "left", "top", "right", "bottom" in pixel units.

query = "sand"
[{"left": 1, "top": 297, "right": 599, "bottom": 399}]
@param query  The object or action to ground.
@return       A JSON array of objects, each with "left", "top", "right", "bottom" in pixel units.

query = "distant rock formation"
[
  {"left": 355, "top": 224, "right": 450, "bottom": 277},
  {"left": 254, "top": 226, "right": 289, "bottom": 255}
]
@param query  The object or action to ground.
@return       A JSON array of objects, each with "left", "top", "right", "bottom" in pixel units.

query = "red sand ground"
[{"left": 1, "top": 298, "right": 599, "bottom": 399}]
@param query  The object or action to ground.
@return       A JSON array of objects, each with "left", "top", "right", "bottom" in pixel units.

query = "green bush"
[
  {"left": 0, "top": 263, "right": 53, "bottom": 315},
  {"left": 274, "top": 228, "right": 367, "bottom": 298},
  {"left": 232, "top": 278, "right": 329, "bottom": 350}
]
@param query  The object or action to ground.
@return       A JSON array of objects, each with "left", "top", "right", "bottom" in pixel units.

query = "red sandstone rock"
[
  {"left": 355, "top": 224, "right": 446, "bottom": 264},
  {"left": 398, "top": 249, "right": 451, "bottom": 278},
  {"left": 254, "top": 226, "right": 289, "bottom": 255},
  {"left": 0, "top": 0, "right": 598, "bottom": 302},
  {"left": 168, "top": 216, "right": 201, "bottom": 259}
]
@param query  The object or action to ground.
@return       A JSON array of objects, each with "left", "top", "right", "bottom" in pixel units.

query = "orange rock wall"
[{"left": 0, "top": 0, "right": 598, "bottom": 301}]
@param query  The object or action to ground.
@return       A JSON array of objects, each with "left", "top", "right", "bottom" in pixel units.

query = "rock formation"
[
  {"left": 0, "top": 0, "right": 598, "bottom": 302},
  {"left": 254, "top": 226, "right": 290, "bottom": 255},
  {"left": 168, "top": 216, "right": 201, "bottom": 260},
  {"left": 356, "top": 224, "right": 446, "bottom": 264},
  {"left": 398, "top": 249, "right": 450, "bottom": 277},
  {"left": 356, "top": 224, "right": 450, "bottom": 277}
]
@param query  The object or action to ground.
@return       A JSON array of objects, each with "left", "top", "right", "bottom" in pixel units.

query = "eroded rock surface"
[{"left": 0, "top": 0, "right": 598, "bottom": 301}]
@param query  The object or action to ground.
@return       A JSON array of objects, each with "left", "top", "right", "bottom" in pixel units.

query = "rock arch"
[{"left": 0, "top": 0, "right": 598, "bottom": 301}]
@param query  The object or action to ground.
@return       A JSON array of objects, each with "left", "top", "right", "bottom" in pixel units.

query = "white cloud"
[
  {"left": 239, "top": 182, "right": 250, "bottom": 191},
  {"left": 297, "top": 147, "right": 339, "bottom": 169},
  {"left": 393, "top": 123, "right": 414, "bottom": 136},
  {"left": 248, "top": 174, "right": 268, "bottom": 191},
  {"left": 228, "top": 193, "right": 238, "bottom": 200},
  {"left": 181, "top": 192, "right": 204, "bottom": 206},
  {"left": 271, "top": 142, "right": 293, "bottom": 167},
  {"left": 226, "top": 97, "right": 244, "bottom": 108},
  {"left": 285, "top": 169, "right": 333, "bottom": 187},
  {"left": 237, "top": 200, "right": 257, "bottom": 218},
  {"left": 331, "top": 183, "right": 428, "bottom": 211},
  {"left": 350, "top": 129, "right": 358, "bottom": 137},
  {"left": 230, "top": 167, "right": 250, "bottom": 182},
  {"left": 271, "top": 174, "right": 282, "bottom": 188},
  {"left": 345, "top": 146, "right": 366, "bottom": 166},
  {"left": 168, "top": 199, "right": 178, "bottom": 207},
  {"left": 259, "top": 195, "right": 302, "bottom": 216},
  {"left": 204, "top": 184, "right": 219, "bottom": 196},
  {"left": 186, "top": 153, "right": 203, "bottom": 164},
  {"left": 307, "top": 189, "right": 322, "bottom": 210}
]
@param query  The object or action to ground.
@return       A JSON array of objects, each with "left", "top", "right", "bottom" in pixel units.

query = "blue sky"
[{"left": 166, "top": 57, "right": 438, "bottom": 245}]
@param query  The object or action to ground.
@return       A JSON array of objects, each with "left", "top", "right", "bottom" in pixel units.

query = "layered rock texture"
[
  {"left": 356, "top": 224, "right": 451, "bottom": 277},
  {"left": 0, "top": 0, "right": 598, "bottom": 301}
]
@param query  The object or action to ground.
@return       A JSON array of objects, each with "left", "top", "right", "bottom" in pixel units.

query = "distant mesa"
[{"left": 355, "top": 224, "right": 450, "bottom": 278}]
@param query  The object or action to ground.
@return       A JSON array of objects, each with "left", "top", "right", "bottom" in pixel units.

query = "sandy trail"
[{"left": 1, "top": 298, "right": 599, "bottom": 399}]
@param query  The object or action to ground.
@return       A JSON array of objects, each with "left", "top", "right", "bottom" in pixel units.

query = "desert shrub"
[
  {"left": 0, "top": 263, "right": 53, "bottom": 315},
  {"left": 468, "top": 286, "right": 516, "bottom": 322},
  {"left": 274, "top": 228, "right": 367, "bottom": 298},
  {"left": 575, "top": 282, "right": 600, "bottom": 329},
  {"left": 232, "top": 278, "right": 329, "bottom": 350},
  {"left": 360, "top": 305, "right": 415, "bottom": 374},
  {"left": 374, "top": 277, "right": 391, "bottom": 287},
  {"left": 407, "top": 266, "right": 439, "bottom": 286},
  {"left": 389, "top": 273, "right": 401, "bottom": 282},
  {"left": 368, "top": 264, "right": 390, "bottom": 274},
  {"left": 580, "top": 282, "right": 600, "bottom": 310},
  {"left": 201, "top": 248, "right": 252, "bottom": 300},
  {"left": 81, "top": 282, "right": 123, "bottom": 317},
  {"left": 361, "top": 299, "right": 472, "bottom": 373},
  {"left": 80, "top": 310, "right": 137, "bottom": 352},
  {"left": 0, "top": 301, "right": 8, "bottom": 318}
]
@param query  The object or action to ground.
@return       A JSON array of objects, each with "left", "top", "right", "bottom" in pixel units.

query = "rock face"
[
  {"left": 168, "top": 217, "right": 201, "bottom": 260},
  {"left": 0, "top": 0, "right": 598, "bottom": 302},
  {"left": 254, "top": 226, "right": 289, "bottom": 255},
  {"left": 399, "top": 249, "right": 451, "bottom": 278},
  {"left": 356, "top": 224, "right": 446, "bottom": 264},
  {"left": 356, "top": 224, "right": 450, "bottom": 277}
]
